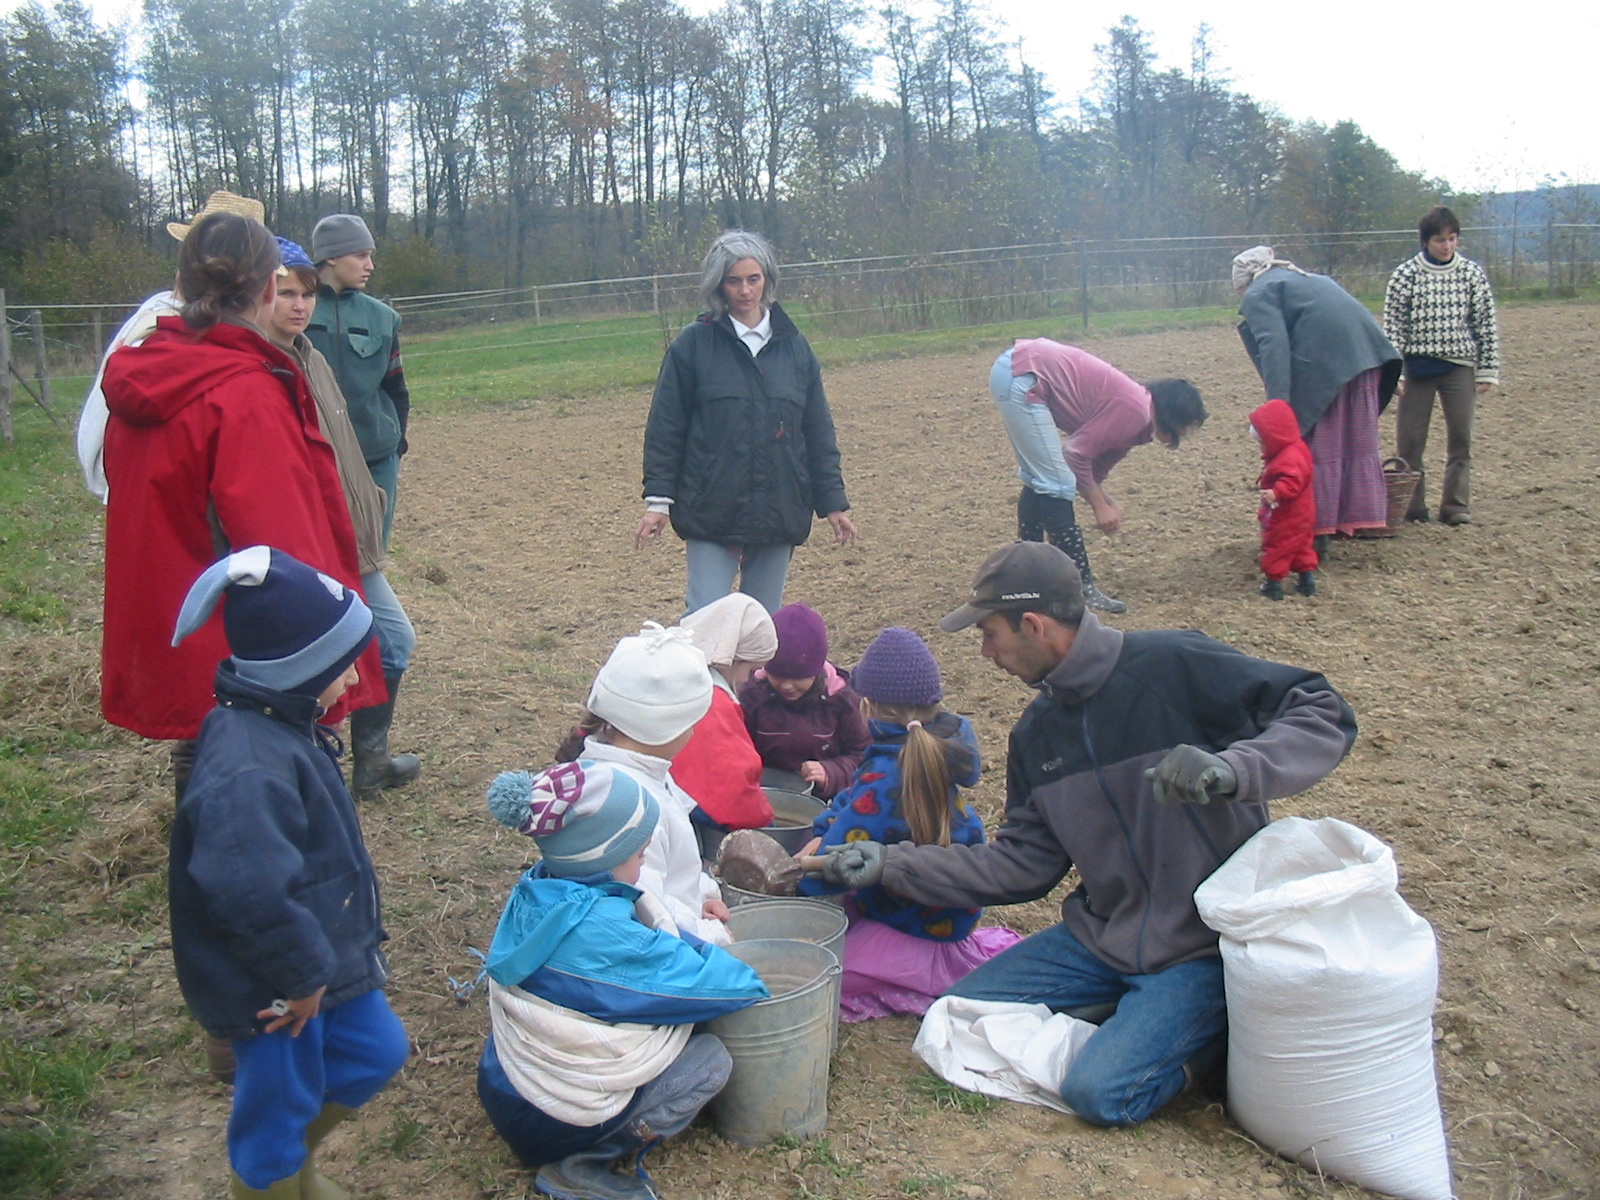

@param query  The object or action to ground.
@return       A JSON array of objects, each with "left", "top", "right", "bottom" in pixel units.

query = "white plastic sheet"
[
  {"left": 912, "top": 996, "right": 1099, "bottom": 1114},
  {"left": 1195, "top": 816, "right": 1453, "bottom": 1200}
]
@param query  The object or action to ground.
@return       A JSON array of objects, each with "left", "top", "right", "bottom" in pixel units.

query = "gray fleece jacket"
[{"left": 881, "top": 613, "right": 1357, "bottom": 975}]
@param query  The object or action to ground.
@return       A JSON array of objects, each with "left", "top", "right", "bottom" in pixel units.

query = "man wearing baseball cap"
[{"left": 817, "top": 540, "right": 1357, "bottom": 1127}]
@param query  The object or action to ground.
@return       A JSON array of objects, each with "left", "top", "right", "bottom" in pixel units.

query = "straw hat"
[{"left": 166, "top": 190, "right": 267, "bottom": 242}]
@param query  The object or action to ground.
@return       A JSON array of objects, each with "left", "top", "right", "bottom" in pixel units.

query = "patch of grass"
[
  {"left": 0, "top": 1035, "right": 129, "bottom": 1199},
  {"left": 398, "top": 299, "right": 1244, "bottom": 413},
  {"left": 0, "top": 409, "right": 100, "bottom": 630},
  {"left": 109, "top": 872, "right": 167, "bottom": 924},
  {"left": 909, "top": 1071, "right": 996, "bottom": 1116},
  {"left": 899, "top": 1172, "right": 957, "bottom": 1196},
  {"left": 378, "top": 1114, "right": 429, "bottom": 1159},
  {"left": 0, "top": 760, "right": 91, "bottom": 901}
]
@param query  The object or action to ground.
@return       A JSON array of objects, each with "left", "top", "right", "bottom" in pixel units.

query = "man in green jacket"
[{"left": 307, "top": 213, "right": 411, "bottom": 549}]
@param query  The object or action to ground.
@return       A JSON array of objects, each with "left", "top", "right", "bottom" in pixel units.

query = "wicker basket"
[{"left": 1376, "top": 456, "right": 1421, "bottom": 536}]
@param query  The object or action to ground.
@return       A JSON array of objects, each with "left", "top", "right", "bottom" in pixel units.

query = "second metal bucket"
[
  {"left": 706, "top": 938, "right": 840, "bottom": 1147},
  {"left": 727, "top": 899, "right": 847, "bottom": 1051}
]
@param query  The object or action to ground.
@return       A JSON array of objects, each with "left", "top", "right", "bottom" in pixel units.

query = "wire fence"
[{"left": 9, "top": 223, "right": 1600, "bottom": 386}]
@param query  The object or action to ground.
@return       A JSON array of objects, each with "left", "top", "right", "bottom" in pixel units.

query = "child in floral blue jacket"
[{"left": 798, "top": 628, "right": 1021, "bottom": 1020}]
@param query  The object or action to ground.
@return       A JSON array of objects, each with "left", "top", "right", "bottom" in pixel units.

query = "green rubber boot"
[
  {"left": 231, "top": 1170, "right": 301, "bottom": 1198},
  {"left": 298, "top": 1102, "right": 356, "bottom": 1200}
]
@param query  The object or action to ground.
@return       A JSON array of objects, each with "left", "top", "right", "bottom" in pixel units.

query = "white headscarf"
[
  {"left": 679, "top": 593, "right": 778, "bottom": 672},
  {"left": 1231, "top": 245, "right": 1308, "bottom": 293}
]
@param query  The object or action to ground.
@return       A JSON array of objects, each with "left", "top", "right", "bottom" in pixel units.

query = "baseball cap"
[{"left": 939, "top": 541, "right": 1084, "bottom": 632}]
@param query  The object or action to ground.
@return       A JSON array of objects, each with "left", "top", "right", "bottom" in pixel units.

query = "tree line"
[{"left": 1, "top": 0, "right": 1454, "bottom": 301}]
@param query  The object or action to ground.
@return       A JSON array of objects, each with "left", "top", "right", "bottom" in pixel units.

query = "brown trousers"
[{"left": 1394, "top": 364, "right": 1476, "bottom": 521}]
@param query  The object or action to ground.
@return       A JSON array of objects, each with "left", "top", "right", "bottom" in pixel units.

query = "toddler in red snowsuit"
[{"left": 1250, "top": 399, "right": 1318, "bottom": 600}]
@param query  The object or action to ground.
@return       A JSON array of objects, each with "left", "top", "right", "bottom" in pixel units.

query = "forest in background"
[{"left": 3, "top": 0, "right": 1461, "bottom": 303}]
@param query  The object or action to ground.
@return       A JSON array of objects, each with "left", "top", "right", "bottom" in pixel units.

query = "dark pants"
[{"left": 1395, "top": 365, "right": 1475, "bottom": 521}]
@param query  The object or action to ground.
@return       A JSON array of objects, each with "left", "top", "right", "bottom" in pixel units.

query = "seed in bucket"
[{"left": 715, "top": 830, "right": 802, "bottom": 896}]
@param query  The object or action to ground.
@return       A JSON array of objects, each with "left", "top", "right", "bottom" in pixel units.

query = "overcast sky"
[
  {"left": 968, "top": 0, "right": 1594, "bottom": 195},
  {"left": 23, "top": 0, "right": 1595, "bottom": 195}
]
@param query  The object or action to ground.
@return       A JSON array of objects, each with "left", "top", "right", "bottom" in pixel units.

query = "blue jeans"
[
  {"left": 367, "top": 452, "right": 400, "bottom": 549},
  {"left": 945, "top": 923, "right": 1225, "bottom": 1126},
  {"left": 478, "top": 1032, "right": 731, "bottom": 1167},
  {"left": 683, "top": 540, "right": 794, "bottom": 615},
  {"left": 228, "top": 990, "right": 409, "bottom": 1187},
  {"left": 990, "top": 347, "right": 1076, "bottom": 500},
  {"left": 361, "top": 569, "right": 415, "bottom": 675}
]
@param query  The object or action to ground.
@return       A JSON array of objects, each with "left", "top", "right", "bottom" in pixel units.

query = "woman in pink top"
[{"left": 989, "top": 340, "right": 1206, "bottom": 613}]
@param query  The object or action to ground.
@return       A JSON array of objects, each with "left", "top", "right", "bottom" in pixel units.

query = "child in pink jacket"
[{"left": 738, "top": 603, "right": 869, "bottom": 799}]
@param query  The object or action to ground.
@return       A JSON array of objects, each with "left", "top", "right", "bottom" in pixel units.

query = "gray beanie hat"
[
  {"left": 588, "top": 622, "right": 712, "bottom": 746},
  {"left": 312, "top": 213, "right": 376, "bottom": 262}
]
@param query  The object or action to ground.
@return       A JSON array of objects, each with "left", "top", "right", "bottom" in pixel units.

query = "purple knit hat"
[
  {"left": 851, "top": 627, "right": 943, "bottom": 707},
  {"left": 767, "top": 603, "right": 828, "bottom": 679}
]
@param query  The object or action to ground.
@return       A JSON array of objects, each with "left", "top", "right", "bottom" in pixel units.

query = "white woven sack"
[{"left": 1194, "top": 817, "right": 1452, "bottom": 1200}]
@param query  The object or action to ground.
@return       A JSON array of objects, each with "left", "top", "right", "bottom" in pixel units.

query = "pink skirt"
[
  {"left": 1307, "top": 367, "right": 1387, "bottom": 535},
  {"left": 839, "top": 910, "right": 1024, "bottom": 1023}
]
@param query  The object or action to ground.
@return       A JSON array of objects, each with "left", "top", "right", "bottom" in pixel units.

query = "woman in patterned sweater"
[{"left": 1384, "top": 205, "right": 1500, "bottom": 525}]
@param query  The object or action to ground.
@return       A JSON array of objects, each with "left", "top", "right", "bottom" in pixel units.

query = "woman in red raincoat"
[{"left": 100, "top": 211, "right": 385, "bottom": 795}]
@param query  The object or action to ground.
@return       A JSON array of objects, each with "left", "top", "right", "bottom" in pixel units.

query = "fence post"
[
  {"left": 651, "top": 274, "right": 660, "bottom": 315},
  {"left": 533, "top": 286, "right": 542, "bottom": 325},
  {"left": 1547, "top": 217, "right": 1556, "bottom": 293},
  {"left": 92, "top": 311, "right": 103, "bottom": 360},
  {"left": 1078, "top": 235, "right": 1090, "bottom": 332},
  {"left": 29, "top": 309, "right": 52, "bottom": 416},
  {"left": 0, "top": 290, "right": 13, "bottom": 446}
]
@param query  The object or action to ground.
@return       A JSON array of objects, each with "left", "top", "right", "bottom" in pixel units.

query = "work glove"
[
  {"left": 1145, "top": 745, "right": 1237, "bottom": 805},
  {"left": 818, "top": 841, "right": 886, "bottom": 889}
]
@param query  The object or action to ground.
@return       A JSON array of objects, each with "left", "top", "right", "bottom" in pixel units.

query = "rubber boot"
[
  {"left": 1016, "top": 487, "right": 1045, "bottom": 542},
  {"left": 171, "top": 737, "right": 198, "bottom": 804},
  {"left": 231, "top": 1170, "right": 302, "bottom": 1199},
  {"left": 350, "top": 672, "right": 422, "bottom": 801},
  {"left": 1259, "top": 577, "right": 1284, "bottom": 601},
  {"left": 298, "top": 1103, "right": 356, "bottom": 1200},
  {"left": 204, "top": 1034, "right": 236, "bottom": 1085},
  {"left": 534, "top": 1122, "right": 656, "bottom": 1200},
  {"left": 1037, "top": 495, "right": 1128, "bottom": 615},
  {"left": 1295, "top": 571, "right": 1318, "bottom": 597}
]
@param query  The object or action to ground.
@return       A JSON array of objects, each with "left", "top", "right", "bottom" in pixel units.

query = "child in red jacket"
[{"left": 1250, "top": 398, "right": 1318, "bottom": 600}]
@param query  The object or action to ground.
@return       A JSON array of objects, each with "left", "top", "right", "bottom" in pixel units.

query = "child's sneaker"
[
  {"left": 1295, "top": 571, "right": 1317, "bottom": 597},
  {"left": 1258, "top": 577, "right": 1284, "bottom": 601}
]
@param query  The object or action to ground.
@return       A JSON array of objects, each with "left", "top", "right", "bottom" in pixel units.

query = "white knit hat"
[{"left": 588, "top": 622, "right": 713, "bottom": 745}]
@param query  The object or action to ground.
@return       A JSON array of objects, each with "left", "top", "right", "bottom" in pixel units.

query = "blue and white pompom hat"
[
  {"left": 172, "top": 545, "right": 374, "bottom": 699},
  {"left": 487, "top": 760, "right": 659, "bottom": 879}
]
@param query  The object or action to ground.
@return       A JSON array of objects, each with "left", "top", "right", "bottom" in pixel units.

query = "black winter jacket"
[
  {"left": 642, "top": 304, "right": 849, "bottom": 546},
  {"left": 881, "top": 613, "right": 1357, "bottom": 976},
  {"left": 168, "top": 666, "right": 389, "bottom": 1039}
]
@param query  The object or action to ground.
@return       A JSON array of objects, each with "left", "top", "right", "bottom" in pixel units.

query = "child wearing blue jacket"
[
  {"left": 799, "top": 627, "right": 1021, "bottom": 1021},
  {"left": 166, "top": 546, "right": 409, "bottom": 1199},
  {"left": 481, "top": 760, "right": 768, "bottom": 1200}
]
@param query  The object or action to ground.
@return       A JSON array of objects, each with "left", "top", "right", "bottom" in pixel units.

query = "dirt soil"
[{"left": 25, "top": 304, "right": 1600, "bottom": 1200}]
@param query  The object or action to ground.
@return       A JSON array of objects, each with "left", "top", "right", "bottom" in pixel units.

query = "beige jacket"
[{"left": 288, "top": 335, "right": 388, "bottom": 575}]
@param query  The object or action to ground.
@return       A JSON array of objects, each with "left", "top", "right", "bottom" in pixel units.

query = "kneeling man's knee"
[{"left": 1059, "top": 1072, "right": 1140, "bottom": 1128}]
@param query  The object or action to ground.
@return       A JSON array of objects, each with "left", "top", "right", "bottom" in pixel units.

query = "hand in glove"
[
  {"left": 817, "top": 841, "right": 886, "bottom": 889},
  {"left": 1144, "top": 745, "right": 1237, "bottom": 805}
]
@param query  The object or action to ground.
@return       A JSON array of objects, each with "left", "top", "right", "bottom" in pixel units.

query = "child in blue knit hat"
[
  {"left": 798, "top": 627, "right": 1021, "bottom": 1021},
  {"left": 166, "top": 545, "right": 409, "bottom": 1198},
  {"left": 479, "top": 760, "right": 767, "bottom": 1199}
]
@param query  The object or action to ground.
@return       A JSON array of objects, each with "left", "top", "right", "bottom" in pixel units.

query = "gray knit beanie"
[{"left": 312, "top": 214, "right": 376, "bottom": 263}]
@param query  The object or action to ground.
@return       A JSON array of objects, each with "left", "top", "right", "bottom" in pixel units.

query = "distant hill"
[{"left": 1458, "top": 186, "right": 1600, "bottom": 265}]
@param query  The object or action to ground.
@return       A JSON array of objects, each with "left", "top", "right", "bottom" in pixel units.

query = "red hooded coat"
[
  {"left": 100, "top": 317, "right": 385, "bottom": 739},
  {"left": 1250, "top": 398, "right": 1318, "bottom": 578}
]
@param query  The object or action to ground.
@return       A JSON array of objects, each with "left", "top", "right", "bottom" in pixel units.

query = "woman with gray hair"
[
  {"left": 1233, "top": 246, "right": 1401, "bottom": 548},
  {"left": 636, "top": 230, "right": 857, "bottom": 614}
]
